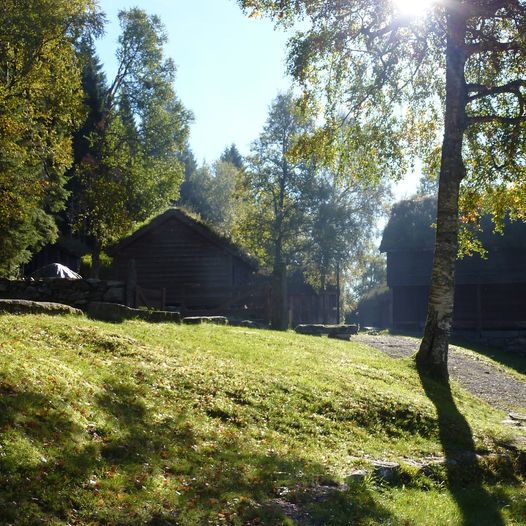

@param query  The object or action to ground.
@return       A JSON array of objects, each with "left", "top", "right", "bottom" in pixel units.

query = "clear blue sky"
[{"left": 96, "top": 0, "right": 292, "bottom": 163}]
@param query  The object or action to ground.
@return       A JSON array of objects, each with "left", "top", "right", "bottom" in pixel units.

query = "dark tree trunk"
[
  {"left": 320, "top": 272, "right": 327, "bottom": 324},
  {"left": 90, "top": 239, "right": 101, "bottom": 279},
  {"left": 415, "top": 9, "right": 467, "bottom": 381},
  {"left": 271, "top": 237, "right": 288, "bottom": 330}
]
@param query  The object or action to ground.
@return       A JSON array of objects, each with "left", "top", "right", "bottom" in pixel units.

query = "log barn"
[
  {"left": 287, "top": 271, "right": 339, "bottom": 325},
  {"left": 380, "top": 197, "right": 526, "bottom": 335},
  {"left": 108, "top": 208, "right": 259, "bottom": 314}
]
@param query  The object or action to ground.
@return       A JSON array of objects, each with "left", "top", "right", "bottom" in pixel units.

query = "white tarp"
[{"left": 31, "top": 263, "right": 82, "bottom": 279}]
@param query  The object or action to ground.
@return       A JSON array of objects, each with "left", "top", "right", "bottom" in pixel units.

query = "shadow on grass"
[
  {"left": 417, "top": 364, "right": 506, "bottom": 526},
  {"left": 0, "top": 376, "right": 393, "bottom": 526}
]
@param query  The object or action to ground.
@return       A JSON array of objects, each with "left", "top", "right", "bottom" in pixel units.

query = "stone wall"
[{"left": 0, "top": 278, "right": 126, "bottom": 308}]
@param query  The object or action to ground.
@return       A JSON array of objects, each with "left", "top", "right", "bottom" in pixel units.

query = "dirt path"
[{"left": 354, "top": 334, "right": 526, "bottom": 412}]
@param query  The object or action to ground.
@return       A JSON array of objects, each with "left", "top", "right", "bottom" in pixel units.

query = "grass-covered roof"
[
  {"left": 381, "top": 197, "right": 526, "bottom": 253},
  {"left": 380, "top": 197, "right": 437, "bottom": 252},
  {"left": 108, "top": 207, "right": 258, "bottom": 268}
]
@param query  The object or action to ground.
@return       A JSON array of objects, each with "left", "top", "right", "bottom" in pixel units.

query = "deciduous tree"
[
  {"left": 239, "top": 0, "right": 526, "bottom": 380},
  {"left": 0, "top": 0, "right": 101, "bottom": 276},
  {"left": 234, "top": 93, "right": 315, "bottom": 329},
  {"left": 179, "top": 160, "right": 241, "bottom": 232}
]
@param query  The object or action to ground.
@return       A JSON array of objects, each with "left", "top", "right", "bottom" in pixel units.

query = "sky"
[
  {"left": 96, "top": 0, "right": 420, "bottom": 198},
  {"left": 96, "top": 0, "right": 292, "bottom": 164}
]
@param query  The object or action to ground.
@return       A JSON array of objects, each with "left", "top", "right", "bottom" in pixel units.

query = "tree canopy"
[
  {"left": 232, "top": 92, "right": 390, "bottom": 326},
  {"left": 69, "top": 9, "right": 192, "bottom": 275},
  {"left": 0, "top": 0, "right": 101, "bottom": 276},
  {"left": 239, "top": 0, "right": 526, "bottom": 379}
]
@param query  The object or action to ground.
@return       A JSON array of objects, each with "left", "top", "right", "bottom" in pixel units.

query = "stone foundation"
[{"left": 0, "top": 278, "right": 125, "bottom": 308}]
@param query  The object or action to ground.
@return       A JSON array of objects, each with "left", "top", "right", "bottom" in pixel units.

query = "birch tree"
[
  {"left": 235, "top": 93, "right": 315, "bottom": 329},
  {"left": 239, "top": 0, "right": 526, "bottom": 380}
]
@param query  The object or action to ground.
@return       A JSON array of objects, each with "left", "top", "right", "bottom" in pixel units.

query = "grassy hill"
[{"left": 0, "top": 314, "right": 525, "bottom": 525}]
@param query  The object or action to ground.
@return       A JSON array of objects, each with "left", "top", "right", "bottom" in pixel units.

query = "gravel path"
[{"left": 355, "top": 334, "right": 526, "bottom": 412}]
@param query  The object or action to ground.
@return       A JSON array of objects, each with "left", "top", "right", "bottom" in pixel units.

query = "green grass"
[{"left": 0, "top": 314, "right": 525, "bottom": 525}]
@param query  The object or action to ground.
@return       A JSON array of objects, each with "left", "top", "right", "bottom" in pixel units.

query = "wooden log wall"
[{"left": 112, "top": 217, "right": 253, "bottom": 309}]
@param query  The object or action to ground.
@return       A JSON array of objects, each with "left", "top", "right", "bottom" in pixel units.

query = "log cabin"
[
  {"left": 108, "top": 208, "right": 259, "bottom": 314},
  {"left": 380, "top": 197, "right": 526, "bottom": 335},
  {"left": 22, "top": 208, "right": 340, "bottom": 323},
  {"left": 287, "top": 271, "right": 338, "bottom": 325}
]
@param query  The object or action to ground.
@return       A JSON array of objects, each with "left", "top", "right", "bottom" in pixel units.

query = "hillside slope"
[{"left": 0, "top": 315, "right": 525, "bottom": 525}]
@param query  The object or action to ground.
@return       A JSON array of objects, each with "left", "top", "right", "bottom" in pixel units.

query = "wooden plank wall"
[
  {"left": 113, "top": 217, "right": 253, "bottom": 309},
  {"left": 392, "top": 283, "right": 526, "bottom": 331},
  {"left": 388, "top": 249, "right": 526, "bottom": 287}
]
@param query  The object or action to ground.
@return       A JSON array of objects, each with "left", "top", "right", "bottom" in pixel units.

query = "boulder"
[
  {"left": 295, "top": 324, "right": 359, "bottom": 337},
  {"left": 183, "top": 316, "right": 228, "bottom": 325},
  {"left": 86, "top": 302, "right": 181, "bottom": 323},
  {"left": 371, "top": 461, "right": 400, "bottom": 483},
  {"left": 0, "top": 299, "right": 83, "bottom": 316}
]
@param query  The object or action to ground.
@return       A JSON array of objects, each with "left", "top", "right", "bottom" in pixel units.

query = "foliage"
[
  {"left": 350, "top": 246, "right": 388, "bottom": 303},
  {"left": 381, "top": 198, "right": 438, "bottom": 252},
  {"left": 220, "top": 143, "right": 245, "bottom": 170},
  {"left": 179, "top": 160, "right": 242, "bottom": 232},
  {"left": 0, "top": 314, "right": 525, "bottom": 525},
  {"left": 232, "top": 93, "right": 391, "bottom": 326},
  {"left": 0, "top": 0, "right": 101, "bottom": 276},
  {"left": 79, "top": 252, "right": 113, "bottom": 279},
  {"left": 70, "top": 10, "right": 192, "bottom": 266},
  {"left": 238, "top": 0, "right": 526, "bottom": 228},
  {"left": 233, "top": 93, "right": 315, "bottom": 269},
  {"left": 300, "top": 169, "right": 390, "bottom": 292},
  {"left": 238, "top": 0, "right": 526, "bottom": 375},
  {"left": 232, "top": 93, "right": 317, "bottom": 328}
]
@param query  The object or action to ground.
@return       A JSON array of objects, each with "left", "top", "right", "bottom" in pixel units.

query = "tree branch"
[
  {"left": 465, "top": 39, "right": 522, "bottom": 56},
  {"left": 467, "top": 114, "right": 526, "bottom": 125},
  {"left": 467, "top": 80, "right": 526, "bottom": 101},
  {"left": 463, "top": 0, "right": 516, "bottom": 18}
]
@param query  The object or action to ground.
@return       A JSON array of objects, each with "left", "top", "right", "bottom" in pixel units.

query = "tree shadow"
[
  {"left": 0, "top": 375, "right": 394, "bottom": 525},
  {"left": 392, "top": 329, "right": 526, "bottom": 377},
  {"left": 416, "top": 363, "right": 506, "bottom": 526},
  {"left": 94, "top": 378, "right": 395, "bottom": 525}
]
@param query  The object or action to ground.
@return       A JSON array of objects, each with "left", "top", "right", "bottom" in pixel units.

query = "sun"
[{"left": 392, "top": 0, "right": 435, "bottom": 18}]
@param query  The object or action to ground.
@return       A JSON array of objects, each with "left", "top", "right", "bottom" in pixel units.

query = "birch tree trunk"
[{"left": 415, "top": 9, "right": 467, "bottom": 381}]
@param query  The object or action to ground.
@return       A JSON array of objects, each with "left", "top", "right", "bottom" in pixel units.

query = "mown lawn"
[{"left": 0, "top": 314, "right": 525, "bottom": 525}]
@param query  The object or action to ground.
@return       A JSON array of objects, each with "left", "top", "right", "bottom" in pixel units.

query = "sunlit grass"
[{"left": 0, "top": 314, "right": 524, "bottom": 525}]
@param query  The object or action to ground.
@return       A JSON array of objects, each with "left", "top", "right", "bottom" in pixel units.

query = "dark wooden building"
[
  {"left": 357, "top": 286, "right": 392, "bottom": 329},
  {"left": 108, "top": 208, "right": 259, "bottom": 314},
  {"left": 287, "top": 272, "right": 338, "bottom": 325},
  {"left": 380, "top": 198, "right": 526, "bottom": 334}
]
